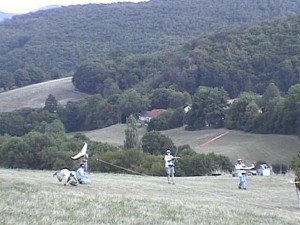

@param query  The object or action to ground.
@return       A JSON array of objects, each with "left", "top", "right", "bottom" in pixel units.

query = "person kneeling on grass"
[{"left": 76, "top": 163, "right": 91, "bottom": 185}]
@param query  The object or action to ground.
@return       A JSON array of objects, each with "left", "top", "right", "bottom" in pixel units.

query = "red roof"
[{"left": 148, "top": 109, "right": 167, "bottom": 118}]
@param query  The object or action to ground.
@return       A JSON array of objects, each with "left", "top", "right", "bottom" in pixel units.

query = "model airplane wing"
[
  {"left": 290, "top": 180, "right": 300, "bottom": 184},
  {"left": 72, "top": 142, "right": 87, "bottom": 160}
]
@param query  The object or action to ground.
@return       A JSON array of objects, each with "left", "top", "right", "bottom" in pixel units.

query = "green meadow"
[{"left": 1, "top": 169, "right": 299, "bottom": 225}]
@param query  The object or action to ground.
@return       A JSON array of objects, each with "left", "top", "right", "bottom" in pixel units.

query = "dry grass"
[
  {"left": 0, "top": 168, "right": 300, "bottom": 225},
  {"left": 0, "top": 77, "right": 88, "bottom": 112},
  {"left": 77, "top": 125, "right": 300, "bottom": 165}
]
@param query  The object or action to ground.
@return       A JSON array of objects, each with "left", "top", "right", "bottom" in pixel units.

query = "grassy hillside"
[
  {"left": 1, "top": 169, "right": 299, "bottom": 225},
  {"left": 77, "top": 124, "right": 300, "bottom": 165},
  {"left": 0, "top": 77, "right": 88, "bottom": 113}
]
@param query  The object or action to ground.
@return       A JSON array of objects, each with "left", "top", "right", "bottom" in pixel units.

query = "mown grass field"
[
  {"left": 78, "top": 124, "right": 300, "bottom": 166},
  {"left": 1, "top": 168, "right": 300, "bottom": 225},
  {"left": 0, "top": 77, "right": 88, "bottom": 113}
]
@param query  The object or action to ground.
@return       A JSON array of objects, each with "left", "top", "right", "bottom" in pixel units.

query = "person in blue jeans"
[
  {"left": 76, "top": 163, "right": 91, "bottom": 184},
  {"left": 235, "top": 159, "right": 254, "bottom": 190}
]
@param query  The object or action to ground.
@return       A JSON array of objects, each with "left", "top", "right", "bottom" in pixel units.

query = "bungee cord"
[{"left": 95, "top": 158, "right": 149, "bottom": 176}]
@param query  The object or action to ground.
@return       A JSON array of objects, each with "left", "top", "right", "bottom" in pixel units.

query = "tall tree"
[
  {"left": 44, "top": 94, "right": 58, "bottom": 113},
  {"left": 282, "top": 84, "right": 300, "bottom": 134},
  {"left": 0, "top": 70, "right": 14, "bottom": 90},
  {"left": 124, "top": 115, "right": 140, "bottom": 150},
  {"left": 261, "top": 83, "right": 281, "bottom": 111},
  {"left": 117, "top": 89, "right": 150, "bottom": 123},
  {"left": 14, "top": 69, "right": 31, "bottom": 87},
  {"left": 186, "top": 86, "right": 229, "bottom": 130},
  {"left": 291, "top": 152, "right": 300, "bottom": 171},
  {"left": 141, "top": 131, "right": 175, "bottom": 155},
  {"left": 225, "top": 92, "right": 258, "bottom": 130}
]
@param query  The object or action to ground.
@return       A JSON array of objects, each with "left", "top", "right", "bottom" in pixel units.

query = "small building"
[
  {"left": 183, "top": 104, "right": 192, "bottom": 113},
  {"left": 139, "top": 109, "right": 167, "bottom": 123},
  {"left": 227, "top": 99, "right": 236, "bottom": 105}
]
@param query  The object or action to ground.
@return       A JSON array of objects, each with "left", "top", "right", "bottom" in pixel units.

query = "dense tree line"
[
  {"left": 225, "top": 83, "right": 300, "bottom": 135},
  {"left": 0, "top": 131, "right": 105, "bottom": 170},
  {"left": 0, "top": 129, "right": 232, "bottom": 176},
  {"left": 2, "top": 82, "right": 300, "bottom": 136},
  {"left": 1, "top": 0, "right": 300, "bottom": 90},
  {"left": 1, "top": 84, "right": 300, "bottom": 172}
]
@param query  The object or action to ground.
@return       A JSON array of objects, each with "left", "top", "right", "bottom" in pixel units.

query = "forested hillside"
[
  {"left": 1, "top": 0, "right": 300, "bottom": 90},
  {"left": 2, "top": 13, "right": 300, "bottom": 136},
  {"left": 162, "top": 14, "right": 300, "bottom": 97},
  {"left": 73, "top": 14, "right": 300, "bottom": 98}
]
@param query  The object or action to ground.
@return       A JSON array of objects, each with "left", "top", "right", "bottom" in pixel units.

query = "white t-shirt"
[
  {"left": 235, "top": 162, "right": 246, "bottom": 176},
  {"left": 164, "top": 154, "right": 174, "bottom": 167}
]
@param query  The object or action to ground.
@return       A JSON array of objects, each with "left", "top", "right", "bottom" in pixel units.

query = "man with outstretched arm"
[
  {"left": 164, "top": 149, "right": 180, "bottom": 185},
  {"left": 234, "top": 158, "right": 255, "bottom": 190}
]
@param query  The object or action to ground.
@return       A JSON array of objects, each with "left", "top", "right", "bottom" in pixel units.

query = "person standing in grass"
[
  {"left": 234, "top": 158, "right": 255, "bottom": 190},
  {"left": 294, "top": 171, "right": 300, "bottom": 207},
  {"left": 164, "top": 149, "right": 180, "bottom": 185}
]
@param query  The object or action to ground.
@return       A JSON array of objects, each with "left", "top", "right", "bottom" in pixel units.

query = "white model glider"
[{"left": 72, "top": 142, "right": 87, "bottom": 160}]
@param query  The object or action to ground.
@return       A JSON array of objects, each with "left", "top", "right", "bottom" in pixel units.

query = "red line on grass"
[{"left": 200, "top": 131, "right": 230, "bottom": 147}]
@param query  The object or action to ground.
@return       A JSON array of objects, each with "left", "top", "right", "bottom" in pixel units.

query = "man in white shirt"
[
  {"left": 164, "top": 149, "right": 179, "bottom": 184},
  {"left": 234, "top": 158, "right": 254, "bottom": 190}
]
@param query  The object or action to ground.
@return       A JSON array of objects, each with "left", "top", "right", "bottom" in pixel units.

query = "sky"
[{"left": 0, "top": 0, "right": 145, "bottom": 14}]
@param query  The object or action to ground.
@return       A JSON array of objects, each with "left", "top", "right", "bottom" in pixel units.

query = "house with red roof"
[{"left": 139, "top": 109, "right": 167, "bottom": 123}]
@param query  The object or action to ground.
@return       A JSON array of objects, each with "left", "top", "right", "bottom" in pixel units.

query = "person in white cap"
[
  {"left": 164, "top": 149, "right": 180, "bottom": 184},
  {"left": 234, "top": 158, "right": 254, "bottom": 190}
]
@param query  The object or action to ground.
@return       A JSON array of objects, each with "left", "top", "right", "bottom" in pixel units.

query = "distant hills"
[
  {"left": 0, "top": 5, "right": 61, "bottom": 22},
  {"left": 33, "top": 5, "right": 62, "bottom": 12},
  {"left": 0, "top": 12, "right": 15, "bottom": 22},
  {"left": 1, "top": 0, "right": 300, "bottom": 90}
]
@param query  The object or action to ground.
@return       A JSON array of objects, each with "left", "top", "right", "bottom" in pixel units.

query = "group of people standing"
[{"left": 163, "top": 149, "right": 256, "bottom": 189}]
